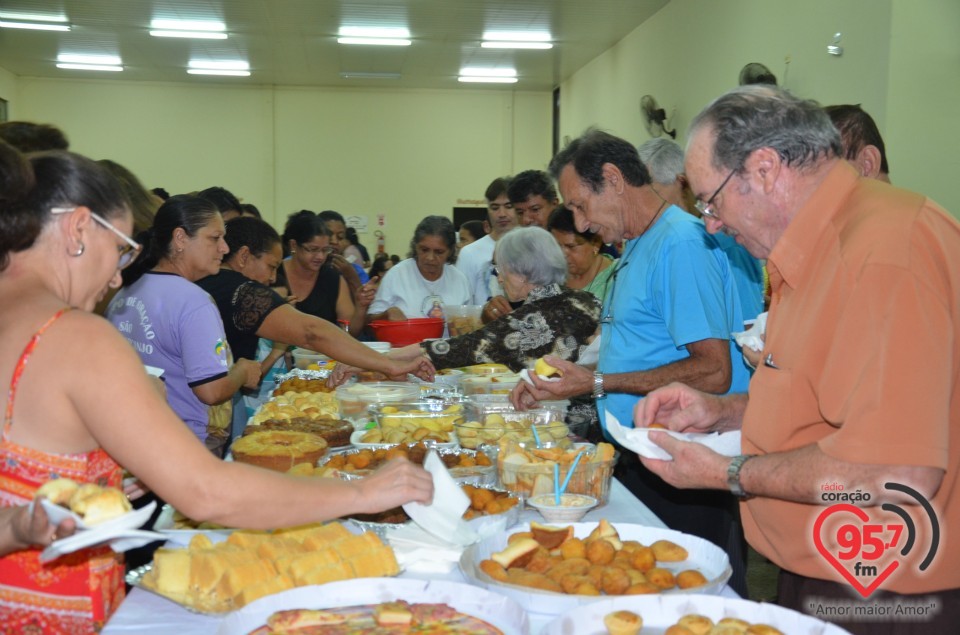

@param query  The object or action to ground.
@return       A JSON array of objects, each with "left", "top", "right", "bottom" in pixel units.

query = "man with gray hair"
[
  {"left": 638, "top": 138, "right": 764, "bottom": 323},
  {"left": 638, "top": 85, "right": 960, "bottom": 631},
  {"left": 514, "top": 128, "right": 752, "bottom": 594}
]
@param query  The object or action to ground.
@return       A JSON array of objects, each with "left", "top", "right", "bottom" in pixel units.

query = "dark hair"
[
  {"left": 824, "top": 104, "right": 889, "bottom": 176},
  {"left": 151, "top": 187, "right": 170, "bottom": 200},
  {"left": 0, "top": 121, "right": 69, "bottom": 152},
  {"left": 239, "top": 203, "right": 262, "bottom": 219},
  {"left": 484, "top": 177, "right": 511, "bottom": 202},
  {"left": 197, "top": 186, "right": 241, "bottom": 214},
  {"left": 459, "top": 219, "right": 486, "bottom": 242},
  {"left": 0, "top": 143, "right": 128, "bottom": 272},
  {"left": 546, "top": 206, "right": 599, "bottom": 242},
  {"left": 549, "top": 128, "right": 651, "bottom": 193},
  {"left": 689, "top": 85, "right": 841, "bottom": 173},
  {"left": 123, "top": 194, "right": 220, "bottom": 286},
  {"left": 98, "top": 159, "right": 160, "bottom": 235},
  {"left": 390, "top": 254, "right": 400, "bottom": 264},
  {"left": 345, "top": 226, "right": 360, "bottom": 245},
  {"left": 369, "top": 257, "right": 391, "bottom": 279},
  {"left": 318, "top": 210, "right": 346, "bottom": 226},
  {"left": 408, "top": 215, "right": 457, "bottom": 264},
  {"left": 507, "top": 170, "right": 557, "bottom": 204},
  {"left": 224, "top": 216, "right": 280, "bottom": 260},
  {"left": 281, "top": 210, "right": 329, "bottom": 257}
]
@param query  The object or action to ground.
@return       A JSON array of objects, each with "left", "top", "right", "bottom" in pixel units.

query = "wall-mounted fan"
[{"left": 640, "top": 94, "right": 676, "bottom": 139}]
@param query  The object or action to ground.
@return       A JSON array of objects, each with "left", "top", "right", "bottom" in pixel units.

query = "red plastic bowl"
[{"left": 368, "top": 318, "right": 444, "bottom": 347}]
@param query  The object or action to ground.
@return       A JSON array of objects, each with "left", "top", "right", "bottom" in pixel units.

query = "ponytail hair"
[
  {"left": 122, "top": 194, "right": 220, "bottom": 286},
  {"left": 0, "top": 142, "right": 127, "bottom": 272},
  {"left": 224, "top": 216, "right": 280, "bottom": 260}
]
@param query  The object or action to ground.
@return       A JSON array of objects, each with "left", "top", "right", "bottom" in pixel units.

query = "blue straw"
[
  {"left": 559, "top": 450, "right": 586, "bottom": 496},
  {"left": 554, "top": 462, "right": 561, "bottom": 505},
  {"left": 531, "top": 424, "right": 542, "bottom": 448}
]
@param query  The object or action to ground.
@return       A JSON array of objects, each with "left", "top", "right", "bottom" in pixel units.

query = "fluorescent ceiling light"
[
  {"left": 0, "top": 19, "right": 70, "bottom": 31},
  {"left": 482, "top": 41, "right": 552, "bottom": 50},
  {"left": 337, "top": 37, "right": 410, "bottom": 46},
  {"left": 59, "top": 54, "right": 122, "bottom": 66},
  {"left": 459, "top": 67, "right": 517, "bottom": 78},
  {"left": 483, "top": 31, "right": 551, "bottom": 42},
  {"left": 458, "top": 76, "right": 518, "bottom": 84},
  {"left": 0, "top": 12, "right": 67, "bottom": 22},
  {"left": 57, "top": 63, "right": 123, "bottom": 72},
  {"left": 338, "top": 26, "right": 411, "bottom": 46},
  {"left": 187, "top": 69, "right": 250, "bottom": 77},
  {"left": 189, "top": 60, "right": 249, "bottom": 71},
  {"left": 340, "top": 71, "right": 401, "bottom": 79},
  {"left": 150, "top": 18, "right": 227, "bottom": 39}
]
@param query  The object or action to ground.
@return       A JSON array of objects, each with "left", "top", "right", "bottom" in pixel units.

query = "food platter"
[
  {"left": 215, "top": 578, "right": 530, "bottom": 635},
  {"left": 540, "top": 594, "right": 853, "bottom": 634},
  {"left": 460, "top": 522, "right": 732, "bottom": 616}
]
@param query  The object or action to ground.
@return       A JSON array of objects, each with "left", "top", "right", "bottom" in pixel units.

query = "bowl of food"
[
  {"left": 334, "top": 382, "right": 420, "bottom": 425},
  {"left": 442, "top": 305, "right": 484, "bottom": 336},
  {"left": 368, "top": 318, "right": 444, "bottom": 346},
  {"left": 527, "top": 493, "right": 598, "bottom": 523}
]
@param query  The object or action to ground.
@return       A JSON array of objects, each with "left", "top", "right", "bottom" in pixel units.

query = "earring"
[
  {"left": 72, "top": 242, "right": 85, "bottom": 257},
  {"left": 594, "top": 248, "right": 599, "bottom": 255}
]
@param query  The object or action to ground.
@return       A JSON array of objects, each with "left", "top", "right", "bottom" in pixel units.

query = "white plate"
[
  {"left": 39, "top": 500, "right": 163, "bottom": 562},
  {"left": 36, "top": 497, "right": 155, "bottom": 532},
  {"left": 460, "top": 522, "right": 732, "bottom": 617},
  {"left": 349, "top": 428, "right": 458, "bottom": 450},
  {"left": 605, "top": 410, "right": 741, "bottom": 460},
  {"left": 540, "top": 594, "right": 853, "bottom": 634},
  {"left": 216, "top": 578, "right": 529, "bottom": 635}
]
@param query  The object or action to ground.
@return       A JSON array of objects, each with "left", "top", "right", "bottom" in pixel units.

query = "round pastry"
[
  {"left": 603, "top": 610, "right": 642, "bottom": 635},
  {"left": 35, "top": 477, "right": 79, "bottom": 505},
  {"left": 247, "top": 418, "right": 353, "bottom": 448},
  {"left": 232, "top": 431, "right": 328, "bottom": 472},
  {"left": 70, "top": 487, "right": 132, "bottom": 525}
]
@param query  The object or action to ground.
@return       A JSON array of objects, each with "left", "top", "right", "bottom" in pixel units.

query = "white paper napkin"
[
  {"left": 732, "top": 312, "right": 767, "bottom": 352},
  {"left": 605, "top": 410, "right": 742, "bottom": 460},
  {"left": 518, "top": 368, "right": 562, "bottom": 386},
  {"left": 402, "top": 451, "right": 478, "bottom": 546}
]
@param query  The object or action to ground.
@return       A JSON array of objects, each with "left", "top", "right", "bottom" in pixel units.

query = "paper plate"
[
  {"left": 540, "top": 594, "right": 852, "bottom": 634},
  {"left": 460, "top": 522, "right": 732, "bottom": 617},
  {"left": 215, "top": 578, "right": 530, "bottom": 635},
  {"left": 605, "top": 410, "right": 741, "bottom": 460},
  {"left": 39, "top": 500, "right": 162, "bottom": 562}
]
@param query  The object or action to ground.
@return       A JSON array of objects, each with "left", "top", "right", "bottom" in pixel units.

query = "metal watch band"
[
  {"left": 592, "top": 371, "right": 605, "bottom": 399},
  {"left": 727, "top": 454, "right": 757, "bottom": 499}
]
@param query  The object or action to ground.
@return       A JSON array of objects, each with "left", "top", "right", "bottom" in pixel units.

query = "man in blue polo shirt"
[{"left": 512, "top": 129, "right": 750, "bottom": 594}]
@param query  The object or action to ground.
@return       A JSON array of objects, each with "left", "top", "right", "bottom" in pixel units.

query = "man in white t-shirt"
[{"left": 455, "top": 176, "right": 518, "bottom": 307}]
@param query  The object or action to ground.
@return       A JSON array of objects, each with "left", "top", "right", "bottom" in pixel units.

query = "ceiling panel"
[{"left": 0, "top": 0, "right": 668, "bottom": 90}]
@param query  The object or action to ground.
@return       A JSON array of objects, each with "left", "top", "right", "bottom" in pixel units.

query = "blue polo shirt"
[{"left": 597, "top": 205, "right": 750, "bottom": 430}]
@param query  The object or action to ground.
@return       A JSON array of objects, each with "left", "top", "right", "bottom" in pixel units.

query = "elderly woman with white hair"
[{"left": 400, "top": 226, "right": 600, "bottom": 371}]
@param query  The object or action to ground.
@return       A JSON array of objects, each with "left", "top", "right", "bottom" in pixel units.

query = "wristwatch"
[
  {"left": 592, "top": 371, "right": 605, "bottom": 399},
  {"left": 727, "top": 454, "right": 757, "bottom": 499}
]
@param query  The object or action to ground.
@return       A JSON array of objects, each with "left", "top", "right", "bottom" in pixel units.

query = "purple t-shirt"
[{"left": 107, "top": 272, "right": 230, "bottom": 441}]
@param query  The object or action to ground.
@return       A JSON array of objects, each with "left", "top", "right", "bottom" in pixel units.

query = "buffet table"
[{"left": 103, "top": 478, "right": 737, "bottom": 634}]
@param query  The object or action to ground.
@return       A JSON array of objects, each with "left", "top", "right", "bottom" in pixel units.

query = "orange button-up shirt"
[{"left": 742, "top": 161, "right": 960, "bottom": 593}]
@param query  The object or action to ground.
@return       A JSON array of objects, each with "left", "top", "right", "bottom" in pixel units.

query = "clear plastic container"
[
  {"left": 460, "top": 373, "right": 521, "bottom": 395},
  {"left": 497, "top": 442, "right": 619, "bottom": 504},
  {"left": 368, "top": 401, "right": 466, "bottom": 444},
  {"left": 442, "top": 305, "right": 484, "bottom": 336},
  {"left": 335, "top": 382, "right": 420, "bottom": 425},
  {"left": 290, "top": 347, "right": 332, "bottom": 370}
]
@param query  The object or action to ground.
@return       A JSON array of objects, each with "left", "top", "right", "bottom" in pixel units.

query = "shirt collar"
[{"left": 767, "top": 160, "right": 859, "bottom": 292}]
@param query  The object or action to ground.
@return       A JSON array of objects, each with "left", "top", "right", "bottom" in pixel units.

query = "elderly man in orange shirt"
[{"left": 637, "top": 85, "right": 960, "bottom": 634}]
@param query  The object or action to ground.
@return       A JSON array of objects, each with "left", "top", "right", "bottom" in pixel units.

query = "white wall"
[
  {"left": 9, "top": 76, "right": 551, "bottom": 254},
  {"left": 0, "top": 65, "right": 17, "bottom": 116},
  {"left": 558, "top": 0, "right": 960, "bottom": 216}
]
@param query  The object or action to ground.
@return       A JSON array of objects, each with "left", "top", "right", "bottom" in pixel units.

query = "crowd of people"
[{"left": 0, "top": 83, "right": 957, "bottom": 635}]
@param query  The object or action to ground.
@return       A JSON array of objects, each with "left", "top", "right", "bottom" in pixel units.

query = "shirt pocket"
[{"left": 743, "top": 365, "right": 828, "bottom": 454}]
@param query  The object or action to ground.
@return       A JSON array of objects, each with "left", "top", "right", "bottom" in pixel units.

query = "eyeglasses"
[
  {"left": 51, "top": 206, "right": 142, "bottom": 269},
  {"left": 299, "top": 244, "right": 334, "bottom": 255},
  {"left": 694, "top": 169, "right": 737, "bottom": 219}
]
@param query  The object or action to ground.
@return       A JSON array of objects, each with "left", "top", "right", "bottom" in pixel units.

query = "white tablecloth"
[{"left": 102, "top": 479, "right": 735, "bottom": 634}]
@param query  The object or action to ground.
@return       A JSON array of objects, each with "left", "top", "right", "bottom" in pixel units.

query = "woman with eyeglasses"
[
  {"left": 274, "top": 210, "right": 373, "bottom": 335},
  {"left": 106, "top": 195, "right": 261, "bottom": 457},
  {"left": 546, "top": 206, "right": 616, "bottom": 302},
  {"left": 0, "top": 144, "right": 433, "bottom": 633},
  {"left": 366, "top": 215, "right": 471, "bottom": 322},
  {"left": 392, "top": 226, "right": 600, "bottom": 372}
]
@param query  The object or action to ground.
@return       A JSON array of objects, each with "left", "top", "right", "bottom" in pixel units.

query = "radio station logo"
[{"left": 813, "top": 482, "right": 940, "bottom": 598}]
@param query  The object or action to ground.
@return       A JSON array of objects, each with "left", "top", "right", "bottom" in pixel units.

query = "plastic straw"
[
  {"left": 531, "top": 424, "right": 542, "bottom": 448},
  {"left": 559, "top": 450, "right": 586, "bottom": 495},
  {"left": 554, "top": 462, "right": 561, "bottom": 505}
]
